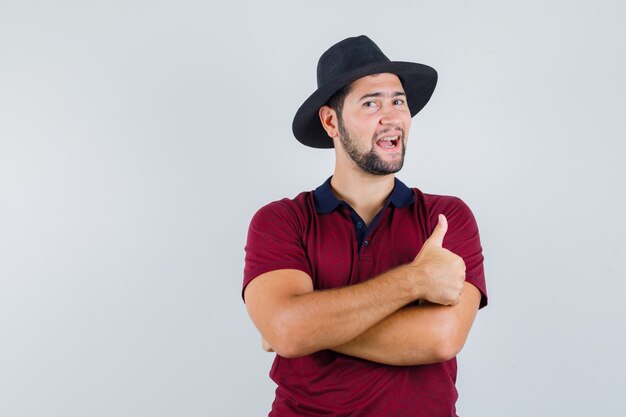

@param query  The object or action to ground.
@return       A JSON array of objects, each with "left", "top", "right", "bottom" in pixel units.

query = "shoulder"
[
  {"left": 249, "top": 191, "right": 314, "bottom": 231},
  {"left": 412, "top": 188, "right": 478, "bottom": 230},
  {"left": 417, "top": 189, "right": 471, "bottom": 212},
  {"left": 243, "top": 191, "right": 315, "bottom": 297}
]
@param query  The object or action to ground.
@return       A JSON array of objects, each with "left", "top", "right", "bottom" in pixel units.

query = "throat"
[
  {"left": 329, "top": 173, "right": 395, "bottom": 222},
  {"left": 352, "top": 207, "right": 380, "bottom": 226}
]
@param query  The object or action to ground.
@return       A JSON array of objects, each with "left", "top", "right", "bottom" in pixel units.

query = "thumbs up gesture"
[{"left": 410, "top": 214, "right": 466, "bottom": 306}]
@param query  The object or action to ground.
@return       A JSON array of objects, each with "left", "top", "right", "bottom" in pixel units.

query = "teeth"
[{"left": 380, "top": 136, "right": 399, "bottom": 141}]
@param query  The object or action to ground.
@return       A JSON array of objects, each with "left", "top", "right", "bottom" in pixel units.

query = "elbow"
[
  {"left": 274, "top": 345, "right": 306, "bottom": 359},
  {"left": 271, "top": 337, "right": 307, "bottom": 359},
  {"left": 431, "top": 324, "right": 467, "bottom": 362},
  {"left": 266, "top": 314, "right": 312, "bottom": 359},
  {"left": 431, "top": 339, "right": 462, "bottom": 362}
]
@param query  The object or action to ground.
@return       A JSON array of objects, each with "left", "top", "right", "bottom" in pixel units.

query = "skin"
[{"left": 244, "top": 73, "right": 481, "bottom": 365}]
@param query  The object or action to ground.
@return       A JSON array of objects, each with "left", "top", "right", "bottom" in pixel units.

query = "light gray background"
[{"left": 1, "top": 1, "right": 625, "bottom": 416}]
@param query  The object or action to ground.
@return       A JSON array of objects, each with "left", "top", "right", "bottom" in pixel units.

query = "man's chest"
[{"left": 303, "top": 210, "right": 429, "bottom": 290}]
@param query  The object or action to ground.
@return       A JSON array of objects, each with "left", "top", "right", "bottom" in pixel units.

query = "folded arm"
[
  {"left": 245, "top": 265, "right": 422, "bottom": 359},
  {"left": 331, "top": 281, "right": 481, "bottom": 365},
  {"left": 245, "top": 214, "right": 468, "bottom": 360}
]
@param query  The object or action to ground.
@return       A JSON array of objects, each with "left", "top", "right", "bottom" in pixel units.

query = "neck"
[{"left": 329, "top": 168, "right": 395, "bottom": 225}]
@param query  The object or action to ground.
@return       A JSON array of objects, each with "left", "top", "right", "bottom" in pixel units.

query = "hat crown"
[{"left": 316, "top": 35, "right": 391, "bottom": 88}]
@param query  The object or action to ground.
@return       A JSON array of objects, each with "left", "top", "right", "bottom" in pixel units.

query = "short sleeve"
[
  {"left": 428, "top": 196, "right": 488, "bottom": 308},
  {"left": 242, "top": 200, "right": 312, "bottom": 301}
]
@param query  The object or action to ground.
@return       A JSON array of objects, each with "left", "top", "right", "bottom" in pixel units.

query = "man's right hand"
[
  {"left": 409, "top": 214, "right": 466, "bottom": 306},
  {"left": 246, "top": 216, "right": 466, "bottom": 358}
]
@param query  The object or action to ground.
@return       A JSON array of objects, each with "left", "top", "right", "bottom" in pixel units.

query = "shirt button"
[
  {"left": 363, "top": 240, "right": 369, "bottom": 247},
  {"left": 357, "top": 222, "right": 363, "bottom": 228}
]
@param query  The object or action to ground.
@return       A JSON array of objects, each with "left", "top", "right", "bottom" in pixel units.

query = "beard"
[{"left": 337, "top": 115, "right": 406, "bottom": 175}]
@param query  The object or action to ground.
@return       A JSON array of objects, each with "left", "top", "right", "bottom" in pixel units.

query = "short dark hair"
[{"left": 325, "top": 84, "right": 352, "bottom": 118}]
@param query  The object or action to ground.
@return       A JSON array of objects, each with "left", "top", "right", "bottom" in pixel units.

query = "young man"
[{"left": 242, "top": 35, "right": 488, "bottom": 417}]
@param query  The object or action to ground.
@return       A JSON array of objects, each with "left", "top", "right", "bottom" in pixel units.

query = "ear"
[{"left": 319, "top": 106, "right": 339, "bottom": 139}]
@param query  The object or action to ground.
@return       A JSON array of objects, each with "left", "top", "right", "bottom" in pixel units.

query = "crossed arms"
[{"left": 244, "top": 214, "right": 482, "bottom": 366}]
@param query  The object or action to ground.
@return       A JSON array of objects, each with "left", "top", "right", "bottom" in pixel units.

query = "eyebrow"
[{"left": 358, "top": 91, "right": 406, "bottom": 101}]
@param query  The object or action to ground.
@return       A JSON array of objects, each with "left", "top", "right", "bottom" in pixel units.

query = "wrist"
[{"left": 396, "top": 263, "right": 425, "bottom": 301}]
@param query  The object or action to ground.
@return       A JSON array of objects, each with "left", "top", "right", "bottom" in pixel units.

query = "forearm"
[
  {"left": 331, "top": 282, "right": 481, "bottom": 366},
  {"left": 246, "top": 265, "right": 420, "bottom": 358},
  {"left": 247, "top": 214, "right": 467, "bottom": 359}
]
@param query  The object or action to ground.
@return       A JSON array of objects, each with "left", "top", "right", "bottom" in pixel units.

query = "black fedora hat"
[{"left": 292, "top": 35, "right": 438, "bottom": 149}]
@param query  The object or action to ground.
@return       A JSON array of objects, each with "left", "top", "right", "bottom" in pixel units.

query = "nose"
[{"left": 379, "top": 105, "right": 402, "bottom": 126}]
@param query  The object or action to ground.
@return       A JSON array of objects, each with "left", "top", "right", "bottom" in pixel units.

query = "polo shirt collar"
[{"left": 314, "top": 176, "right": 414, "bottom": 214}]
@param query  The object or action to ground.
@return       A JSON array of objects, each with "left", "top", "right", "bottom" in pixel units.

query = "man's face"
[{"left": 335, "top": 73, "right": 412, "bottom": 175}]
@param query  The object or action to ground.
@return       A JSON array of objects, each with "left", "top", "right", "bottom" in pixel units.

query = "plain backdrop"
[{"left": 1, "top": 1, "right": 625, "bottom": 416}]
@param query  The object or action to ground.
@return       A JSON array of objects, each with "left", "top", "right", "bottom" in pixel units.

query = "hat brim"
[{"left": 292, "top": 61, "right": 438, "bottom": 149}]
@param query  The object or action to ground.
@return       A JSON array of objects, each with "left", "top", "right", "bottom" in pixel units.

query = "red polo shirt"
[{"left": 243, "top": 177, "right": 487, "bottom": 417}]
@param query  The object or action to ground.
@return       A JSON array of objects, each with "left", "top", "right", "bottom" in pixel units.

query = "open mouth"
[{"left": 375, "top": 135, "right": 400, "bottom": 149}]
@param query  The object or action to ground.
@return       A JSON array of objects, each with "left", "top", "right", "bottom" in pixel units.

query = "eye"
[
  {"left": 393, "top": 99, "right": 406, "bottom": 106},
  {"left": 363, "top": 101, "right": 378, "bottom": 108}
]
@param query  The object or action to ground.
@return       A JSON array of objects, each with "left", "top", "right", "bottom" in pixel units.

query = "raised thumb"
[{"left": 427, "top": 214, "right": 448, "bottom": 247}]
